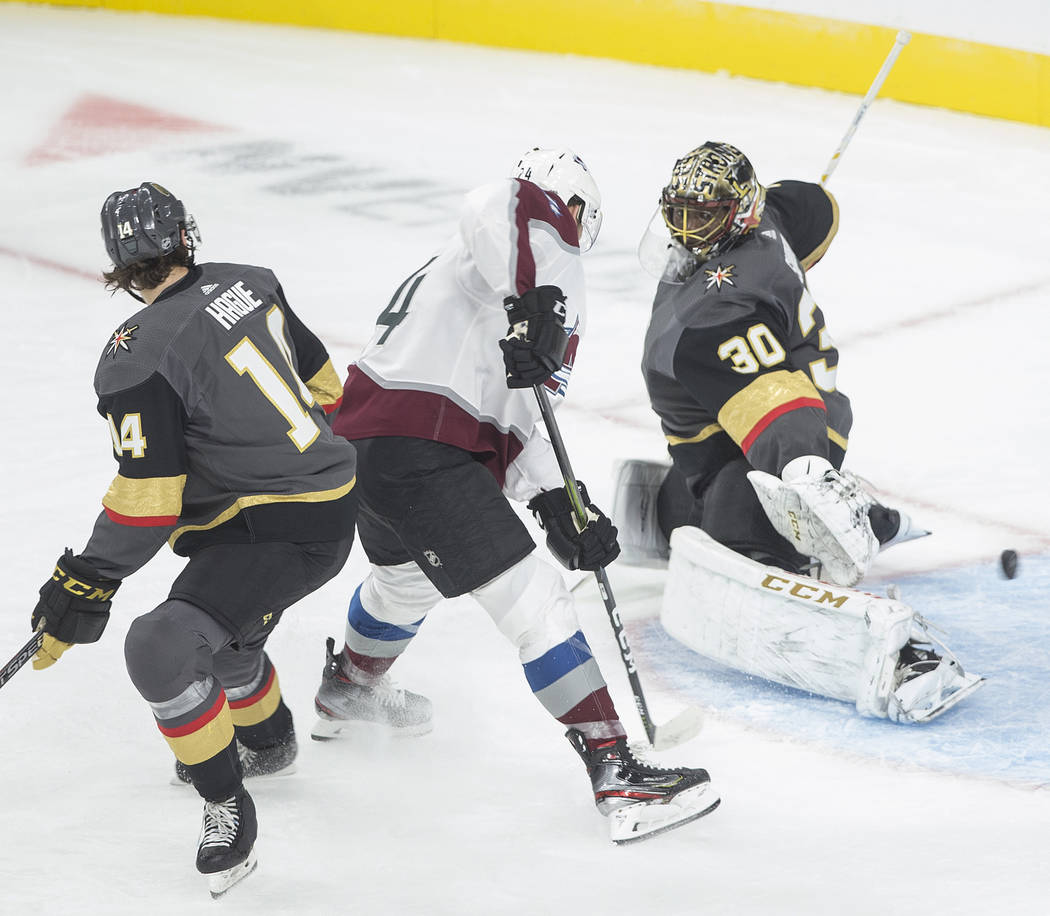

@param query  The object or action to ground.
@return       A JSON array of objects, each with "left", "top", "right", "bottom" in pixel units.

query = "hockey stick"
[
  {"left": 0, "top": 622, "right": 44, "bottom": 691},
  {"left": 532, "top": 384, "right": 704, "bottom": 750},
  {"left": 821, "top": 30, "right": 911, "bottom": 186}
]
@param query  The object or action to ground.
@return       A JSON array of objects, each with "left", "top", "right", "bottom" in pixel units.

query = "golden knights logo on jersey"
[
  {"left": 704, "top": 264, "right": 735, "bottom": 290},
  {"left": 107, "top": 324, "right": 139, "bottom": 358}
]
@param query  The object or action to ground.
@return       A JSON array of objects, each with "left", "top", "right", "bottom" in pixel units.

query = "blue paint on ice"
[{"left": 633, "top": 554, "right": 1050, "bottom": 785}]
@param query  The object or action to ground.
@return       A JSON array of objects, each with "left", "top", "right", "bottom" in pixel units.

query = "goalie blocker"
[{"left": 661, "top": 527, "right": 984, "bottom": 723}]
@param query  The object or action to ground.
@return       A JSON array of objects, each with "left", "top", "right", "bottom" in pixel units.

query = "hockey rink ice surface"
[{"left": 2, "top": 6, "right": 1049, "bottom": 914}]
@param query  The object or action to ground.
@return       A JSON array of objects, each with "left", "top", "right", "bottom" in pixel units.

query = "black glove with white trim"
[
  {"left": 499, "top": 286, "right": 569, "bottom": 389},
  {"left": 528, "top": 483, "right": 620, "bottom": 571}
]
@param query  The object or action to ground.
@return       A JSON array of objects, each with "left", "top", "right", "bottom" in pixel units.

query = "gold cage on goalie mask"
[{"left": 660, "top": 141, "right": 766, "bottom": 259}]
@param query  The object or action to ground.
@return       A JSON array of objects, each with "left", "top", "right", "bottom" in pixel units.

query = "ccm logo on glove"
[{"left": 31, "top": 549, "right": 121, "bottom": 654}]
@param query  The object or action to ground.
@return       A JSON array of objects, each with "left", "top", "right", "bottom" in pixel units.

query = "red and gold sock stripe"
[{"left": 157, "top": 691, "right": 235, "bottom": 766}]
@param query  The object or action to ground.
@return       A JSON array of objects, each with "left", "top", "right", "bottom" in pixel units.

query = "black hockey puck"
[{"left": 1000, "top": 549, "right": 1018, "bottom": 579}]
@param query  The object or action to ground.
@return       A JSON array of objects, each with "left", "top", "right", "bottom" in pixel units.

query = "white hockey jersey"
[{"left": 333, "top": 177, "right": 586, "bottom": 500}]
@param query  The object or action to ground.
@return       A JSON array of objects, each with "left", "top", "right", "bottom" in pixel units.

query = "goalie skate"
[{"left": 888, "top": 635, "right": 986, "bottom": 724}]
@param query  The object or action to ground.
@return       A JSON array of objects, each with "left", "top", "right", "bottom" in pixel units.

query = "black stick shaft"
[
  {"left": 0, "top": 624, "right": 44, "bottom": 691},
  {"left": 532, "top": 385, "right": 657, "bottom": 745}
]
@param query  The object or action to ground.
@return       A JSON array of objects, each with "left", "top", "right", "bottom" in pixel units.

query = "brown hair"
[{"left": 103, "top": 245, "right": 194, "bottom": 295}]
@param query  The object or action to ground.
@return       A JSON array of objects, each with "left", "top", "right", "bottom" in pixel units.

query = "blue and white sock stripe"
[
  {"left": 523, "top": 630, "right": 607, "bottom": 717},
  {"left": 345, "top": 585, "right": 424, "bottom": 659}
]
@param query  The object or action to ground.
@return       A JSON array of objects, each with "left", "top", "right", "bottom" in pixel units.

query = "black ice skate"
[
  {"left": 173, "top": 732, "right": 298, "bottom": 787},
  {"left": 196, "top": 788, "right": 258, "bottom": 898},
  {"left": 567, "top": 729, "right": 720, "bottom": 844},
  {"left": 311, "top": 637, "right": 433, "bottom": 740}
]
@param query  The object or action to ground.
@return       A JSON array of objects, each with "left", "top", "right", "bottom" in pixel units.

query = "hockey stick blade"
[{"left": 651, "top": 705, "right": 705, "bottom": 751}]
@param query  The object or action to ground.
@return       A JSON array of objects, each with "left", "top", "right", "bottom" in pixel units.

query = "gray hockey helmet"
[{"left": 100, "top": 182, "right": 199, "bottom": 268}]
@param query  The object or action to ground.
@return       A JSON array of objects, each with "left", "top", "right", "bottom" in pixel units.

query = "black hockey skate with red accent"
[
  {"left": 567, "top": 729, "right": 720, "bottom": 844},
  {"left": 196, "top": 788, "right": 258, "bottom": 898}
]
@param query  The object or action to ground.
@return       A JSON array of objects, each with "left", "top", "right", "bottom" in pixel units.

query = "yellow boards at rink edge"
[{"left": 12, "top": 0, "right": 1050, "bottom": 128}]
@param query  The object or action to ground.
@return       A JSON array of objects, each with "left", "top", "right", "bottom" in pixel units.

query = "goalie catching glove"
[
  {"left": 747, "top": 455, "right": 878, "bottom": 587},
  {"left": 499, "top": 286, "right": 569, "bottom": 388},
  {"left": 528, "top": 483, "right": 620, "bottom": 571},
  {"left": 31, "top": 550, "right": 121, "bottom": 669}
]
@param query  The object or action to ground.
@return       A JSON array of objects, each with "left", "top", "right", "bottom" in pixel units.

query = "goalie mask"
[
  {"left": 514, "top": 147, "right": 603, "bottom": 252},
  {"left": 101, "top": 181, "right": 200, "bottom": 269},
  {"left": 661, "top": 142, "right": 765, "bottom": 259}
]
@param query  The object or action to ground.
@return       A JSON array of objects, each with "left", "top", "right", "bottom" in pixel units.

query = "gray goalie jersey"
[
  {"left": 81, "top": 262, "right": 355, "bottom": 579},
  {"left": 642, "top": 180, "right": 852, "bottom": 492}
]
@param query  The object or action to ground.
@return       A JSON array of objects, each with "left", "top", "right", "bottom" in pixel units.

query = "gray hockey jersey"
[
  {"left": 642, "top": 180, "right": 852, "bottom": 490},
  {"left": 82, "top": 262, "right": 355, "bottom": 578}
]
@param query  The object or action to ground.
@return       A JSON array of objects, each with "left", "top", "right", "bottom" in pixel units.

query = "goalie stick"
[
  {"left": 821, "top": 30, "right": 911, "bottom": 185},
  {"left": 0, "top": 622, "right": 44, "bottom": 691},
  {"left": 533, "top": 384, "right": 703, "bottom": 750}
]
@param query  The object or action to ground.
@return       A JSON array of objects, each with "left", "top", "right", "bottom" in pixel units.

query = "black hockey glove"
[
  {"left": 528, "top": 483, "right": 621, "bottom": 572},
  {"left": 31, "top": 550, "right": 121, "bottom": 668},
  {"left": 499, "top": 286, "right": 569, "bottom": 389}
]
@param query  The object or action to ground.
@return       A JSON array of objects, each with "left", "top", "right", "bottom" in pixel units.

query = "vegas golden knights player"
[
  {"left": 29, "top": 182, "right": 357, "bottom": 896},
  {"left": 630, "top": 142, "right": 982, "bottom": 723}
]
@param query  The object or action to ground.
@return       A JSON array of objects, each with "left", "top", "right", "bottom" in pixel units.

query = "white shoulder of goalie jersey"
[{"left": 661, "top": 527, "right": 985, "bottom": 723}]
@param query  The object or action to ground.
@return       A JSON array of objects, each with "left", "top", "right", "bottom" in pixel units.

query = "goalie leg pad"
[
  {"left": 661, "top": 527, "right": 913, "bottom": 717},
  {"left": 661, "top": 528, "right": 985, "bottom": 721},
  {"left": 609, "top": 459, "right": 671, "bottom": 569}
]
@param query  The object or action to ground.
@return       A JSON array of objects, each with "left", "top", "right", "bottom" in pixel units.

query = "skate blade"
[
  {"left": 609, "top": 781, "right": 721, "bottom": 845},
  {"left": 310, "top": 715, "right": 433, "bottom": 741},
  {"left": 880, "top": 514, "right": 931, "bottom": 551},
  {"left": 207, "top": 850, "right": 258, "bottom": 899}
]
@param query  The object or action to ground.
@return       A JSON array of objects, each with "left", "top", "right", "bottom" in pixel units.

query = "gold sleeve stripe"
[
  {"left": 665, "top": 423, "right": 725, "bottom": 446},
  {"left": 718, "top": 370, "right": 825, "bottom": 453},
  {"left": 828, "top": 426, "right": 849, "bottom": 451},
  {"left": 229, "top": 667, "right": 282, "bottom": 727},
  {"left": 800, "top": 188, "right": 839, "bottom": 271},
  {"left": 305, "top": 360, "right": 345, "bottom": 412},
  {"left": 168, "top": 477, "right": 356, "bottom": 548},
  {"left": 102, "top": 474, "right": 186, "bottom": 520},
  {"left": 157, "top": 693, "right": 235, "bottom": 766}
]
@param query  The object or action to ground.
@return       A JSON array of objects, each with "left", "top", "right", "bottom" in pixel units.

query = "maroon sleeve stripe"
[{"left": 511, "top": 179, "right": 580, "bottom": 295}]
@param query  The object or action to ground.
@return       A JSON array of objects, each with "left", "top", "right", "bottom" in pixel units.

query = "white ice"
[{"left": 1, "top": 6, "right": 1048, "bottom": 914}]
